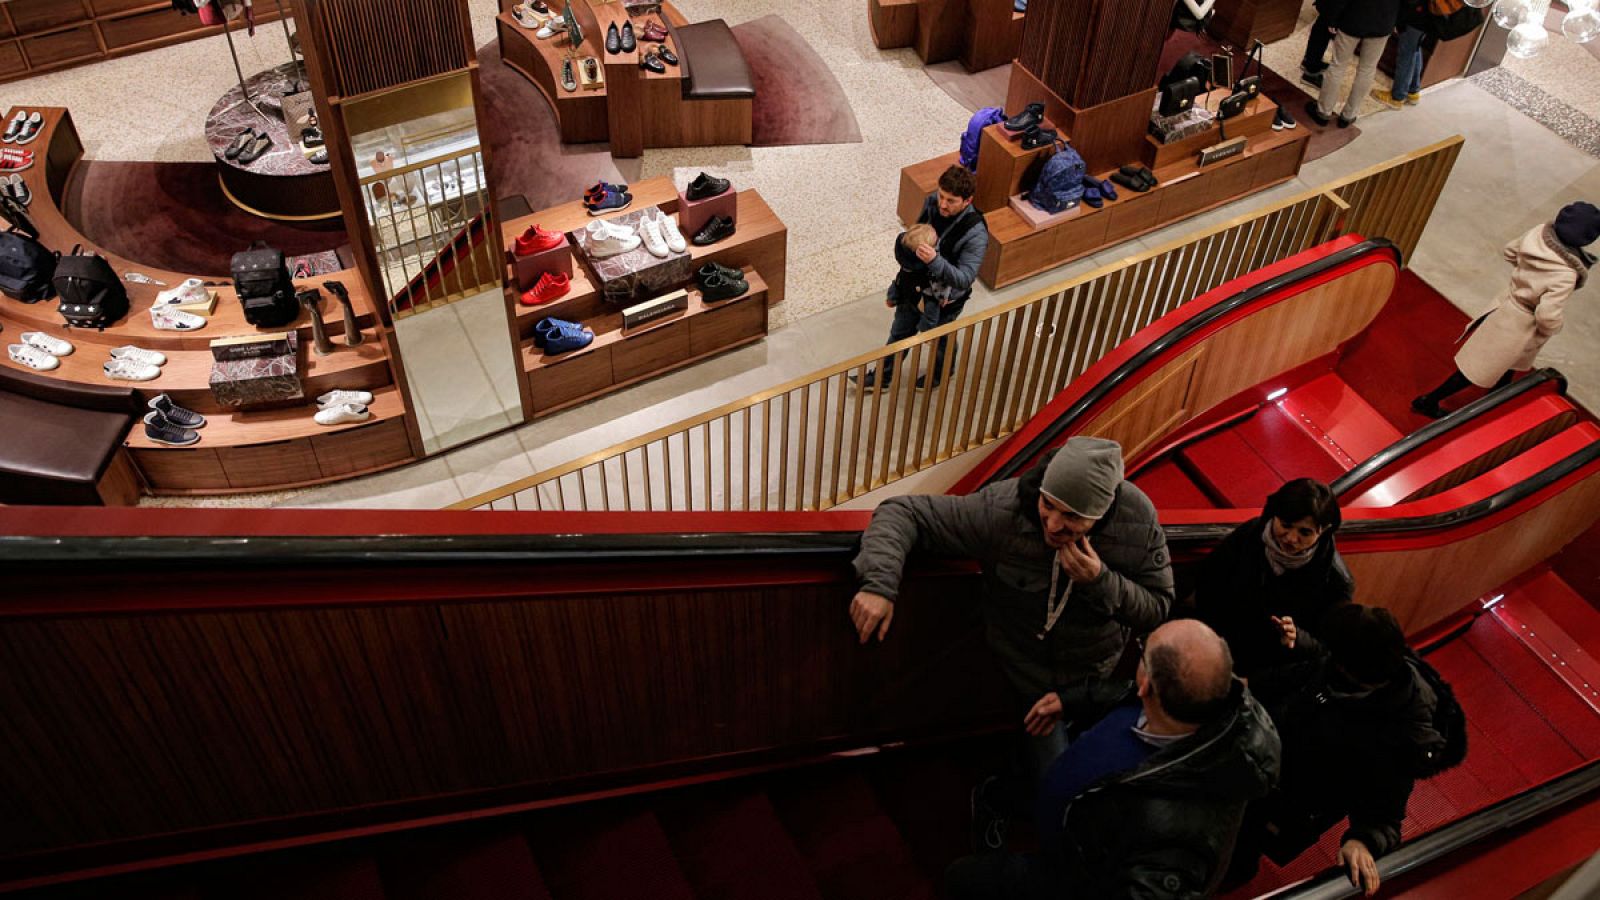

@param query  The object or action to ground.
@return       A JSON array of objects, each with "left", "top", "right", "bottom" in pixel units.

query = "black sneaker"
[
  {"left": 1020, "top": 126, "right": 1058, "bottom": 150},
  {"left": 1272, "top": 106, "right": 1297, "bottom": 130},
  {"left": 697, "top": 261, "right": 742, "bottom": 283},
  {"left": 691, "top": 215, "right": 735, "bottom": 246},
  {"left": 143, "top": 410, "right": 200, "bottom": 446},
  {"left": 1300, "top": 68, "right": 1324, "bottom": 89},
  {"left": 847, "top": 368, "right": 891, "bottom": 391},
  {"left": 620, "top": 21, "right": 636, "bottom": 52},
  {"left": 1303, "top": 101, "right": 1331, "bottom": 127},
  {"left": 605, "top": 22, "right": 620, "bottom": 54},
  {"left": 700, "top": 271, "right": 748, "bottom": 302},
  {"left": 150, "top": 393, "right": 207, "bottom": 429},
  {"left": 686, "top": 171, "right": 731, "bottom": 201},
  {"left": 1002, "top": 101, "right": 1044, "bottom": 133}
]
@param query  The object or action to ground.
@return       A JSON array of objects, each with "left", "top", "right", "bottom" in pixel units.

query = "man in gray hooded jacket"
[{"left": 850, "top": 437, "right": 1174, "bottom": 716}]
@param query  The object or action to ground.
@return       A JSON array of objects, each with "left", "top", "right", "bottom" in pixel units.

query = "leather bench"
[
  {"left": 675, "top": 19, "right": 756, "bottom": 101},
  {"left": 0, "top": 366, "right": 141, "bottom": 505}
]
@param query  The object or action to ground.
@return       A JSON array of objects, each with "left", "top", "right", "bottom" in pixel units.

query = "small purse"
[
  {"left": 1159, "top": 77, "right": 1202, "bottom": 117},
  {"left": 1233, "top": 40, "right": 1264, "bottom": 101}
]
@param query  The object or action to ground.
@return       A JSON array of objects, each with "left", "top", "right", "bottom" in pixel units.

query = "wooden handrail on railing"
[{"left": 454, "top": 137, "right": 1464, "bottom": 512}]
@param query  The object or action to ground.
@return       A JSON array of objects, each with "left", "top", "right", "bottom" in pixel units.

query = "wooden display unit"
[
  {"left": 868, "top": 0, "right": 1023, "bottom": 73},
  {"left": 1207, "top": 0, "right": 1303, "bottom": 49},
  {"left": 0, "top": 0, "right": 287, "bottom": 85},
  {"left": 501, "top": 176, "right": 787, "bottom": 418},
  {"left": 0, "top": 107, "right": 420, "bottom": 495}
]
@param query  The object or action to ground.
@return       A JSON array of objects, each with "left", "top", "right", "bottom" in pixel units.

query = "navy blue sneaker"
[
  {"left": 586, "top": 190, "right": 632, "bottom": 216},
  {"left": 545, "top": 322, "right": 594, "bottom": 355}
]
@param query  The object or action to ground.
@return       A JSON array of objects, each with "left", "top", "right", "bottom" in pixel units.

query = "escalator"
[{"left": 5, "top": 238, "right": 1600, "bottom": 899}]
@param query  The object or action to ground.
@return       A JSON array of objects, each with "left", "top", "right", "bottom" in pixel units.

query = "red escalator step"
[
  {"left": 1232, "top": 403, "right": 1349, "bottom": 484},
  {"left": 1177, "top": 430, "right": 1283, "bottom": 509},
  {"left": 867, "top": 750, "right": 985, "bottom": 882},
  {"left": 1132, "top": 458, "right": 1219, "bottom": 509},
  {"left": 1335, "top": 269, "right": 1470, "bottom": 432},
  {"left": 207, "top": 855, "right": 387, "bottom": 900},
  {"left": 381, "top": 832, "right": 552, "bottom": 900},
  {"left": 527, "top": 808, "right": 696, "bottom": 900},
  {"left": 1275, "top": 373, "right": 1403, "bottom": 470},
  {"left": 768, "top": 773, "right": 934, "bottom": 900},
  {"left": 658, "top": 786, "right": 824, "bottom": 900}
]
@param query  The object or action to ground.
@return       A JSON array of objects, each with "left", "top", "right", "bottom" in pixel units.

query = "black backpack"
[
  {"left": 0, "top": 195, "right": 55, "bottom": 302},
  {"left": 54, "top": 245, "right": 128, "bottom": 329},
  {"left": 231, "top": 241, "right": 298, "bottom": 327},
  {"left": 1410, "top": 651, "right": 1468, "bottom": 777}
]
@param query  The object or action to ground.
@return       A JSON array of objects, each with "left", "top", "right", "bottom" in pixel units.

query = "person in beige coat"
[{"left": 1413, "top": 202, "right": 1599, "bottom": 418}]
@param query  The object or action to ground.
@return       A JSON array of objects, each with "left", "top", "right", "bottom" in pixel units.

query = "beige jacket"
[{"left": 1456, "top": 225, "right": 1591, "bottom": 387}]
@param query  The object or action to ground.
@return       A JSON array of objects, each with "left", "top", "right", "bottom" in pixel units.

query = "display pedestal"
[
  {"left": 575, "top": 206, "right": 695, "bottom": 305},
  {"left": 973, "top": 122, "right": 1054, "bottom": 214},
  {"left": 1003, "top": 60, "right": 1156, "bottom": 175},
  {"left": 676, "top": 186, "right": 737, "bottom": 239},
  {"left": 204, "top": 61, "right": 338, "bottom": 221},
  {"left": 511, "top": 235, "right": 574, "bottom": 291},
  {"left": 868, "top": 0, "right": 1023, "bottom": 74}
]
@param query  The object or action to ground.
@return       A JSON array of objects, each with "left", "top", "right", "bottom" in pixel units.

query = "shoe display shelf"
[
  {"left": 501, "top": 176, "right": 787, "bottom": 418},
  {"left": 868, "top": 0, "right": 1024, "bottom": 73},
  {"left": 0, "top": 107, "right": 419, "bottom": 495}
]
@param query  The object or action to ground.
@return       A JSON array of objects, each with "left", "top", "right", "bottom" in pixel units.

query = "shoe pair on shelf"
[
  {"left": 535, "top": 16, "right": 567, "bottom": 39},
  {"left": 2, "top": 173, "right": 30, "bottom": 206},
  {"left": 1111, "top": 164, "right": 1158, "bottom": 193},
  {"left": 0, "top": 147, "right": 34, "bottom": 174},
  {"left": 103, "top": 345, "right": 167, "bottom": 382},
  {"left": 314, "top": 389, "right": 373, "bottom": 426},
  {"left": 605, "top": 21, "right": 637, "bottom": 54},
  {"left": 225, "top": 129, "right": 274, "bottom": 165},
  {"left": 1080, "top": 174, "right": 1117, "bottom": 209},
  {"left": 585, "top": 218, "right": 640, "bottom": 257},
  {"left": 2, "top": 111, "right": 43, "bottom": 146},
  {"left": 585, "top": 182, "right": 632, "bottom": 215},
  {"left": 691, "top": 215, "right": 735, "bottom": 247},
  {"left": 1271, "top": 105, "right": 1298, "bottom": 130},
  {"left": 639, "top": 47, "right": 678, "bottom": 73},
  {"left": 514, "top": 224, "right": 564, "bottom": 256},
  {"left": 685, "top": 171, "right": 730, "bottom": 202},
  {"left": 144, "top": 394, "right": 206, "bottom": 446},
  {"left": 696, "top": 262, "right": 747, "bottom": 303},
  {"left": 640, "top": 19, "right": 669, "bottom": 42},
  {"left": 150, "top": 305, "right": 206, "bottom": 331},
  {"left": 8, "top": 331, "right": 74, "bottom": 371},
  {"left": 534, "top": 316, "right": 594, "bottom": 355},
  {"left": 520, "top": 271, "right": 571, "bottom": 306},
  {"left": 638, "top": 209, "right": 687, "bottom": 258},
  {"left": 1002, "top": 102, "right": 1045, "bottom": 135}
]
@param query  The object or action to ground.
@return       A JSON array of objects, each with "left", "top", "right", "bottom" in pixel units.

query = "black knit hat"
[
  {"left": 1319, "top": 604, "right": 1407, "bottom": 686},
  {"left": 1554, "top": 201, "right": 1600, "bottom": 249}
]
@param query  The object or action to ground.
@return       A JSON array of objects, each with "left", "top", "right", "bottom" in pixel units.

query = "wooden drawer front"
[
  {"left": 131, "top": 447, "right": 230, "bottom": 491},
  {"left": 1157, "top": 172, "right": 1215, "bottom": 222},
  {"left": 215, "top": 439, "right": 322, "bottom": 489},
  {"left": 90, "top": 0, "right": 156, "bottom": 15},
  {"left": 995, "top": 229, "right": 1056, "bottom": 284},
  {"left": 1103, "top": 190, "right": 1160, "bottom": 244},
  {"left": 22, "top": 25, "right": 99, "bottom": 69},
  {"left": 311, "top": 418, "right": 413, "bottom": 478},
  {"left": 8, "top": 0, "right": 90, "bottom": 35},
  {"left": 100, "top": 8, "right": 202, "bottom": 49},
  {"left": 0, "top": 42, "right": 25, "bottom": 76},
  {"left": 1053, "top": 211, "right": 1109, "bottom": 260},
  {"left": 690, "top": 296, "right": 765, "bottom": 356},
  {"left": 1252, "top": 139, "right": 1304, "bottom": 189},
  {"left": 1207, "top": 157, "right": 1258, "bottom": 207},
  {"left": 530, "top": 347, "right": 612, "bottom": 414},
  {"left": 612, "top": 319, "right": 691, "bottom": 382},
  {"left": 0, "top": 17, "right": 13, "bottom": 40}
]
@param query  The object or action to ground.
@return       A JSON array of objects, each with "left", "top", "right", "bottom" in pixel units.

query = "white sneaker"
[
  {"left": 155, "top": 277, "right": 210, "bottom": 307},
  {"left": 8, "top": 343, "right": 58, "bottom": 371},
  {"left": 657, "top": 211, "right": 687, "bottom": 254},
  {"left": 314, "top": 402, "right": 370, "bottom": 425},
  {"left": 111, "top": 345, "right": 167, "bottom": 366},
  {"left": 103, "top": 357, "right": 161, "bottom": 381},
  {"left": 584, "top": 220, "right": 640, "bottom": 258},
  {"left": 639, "top": 214, "right": 669, "bottom": 258},
  {"left": 20, "top": 331, "right": 72, "bottom": 356},
  {"left": 317, "top": 389, "right": 374, "bottom": 407},
  {"left": 535, "top": 18, "right": 566, "bottom": 39},
  {"left": 511, "top": 4, "right": 545, "bottom": 28},
  {"left": 150, "top": 306, "right": 205, "bottom": 331}
]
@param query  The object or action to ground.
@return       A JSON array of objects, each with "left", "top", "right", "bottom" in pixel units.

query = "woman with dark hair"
[{"left": 1192, "top": 478, "right": 1354, "bottom": 676}]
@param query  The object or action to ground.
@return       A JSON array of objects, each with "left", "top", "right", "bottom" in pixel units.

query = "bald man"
[{"left": 948, "top": 620, "right": 1282, "bottom": 900}]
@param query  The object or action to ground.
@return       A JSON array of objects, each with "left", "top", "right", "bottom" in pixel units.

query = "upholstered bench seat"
[
  {"left": 675, "top": 19, "right": 755, "bottom": 101},
  {"left": 0, "top": 366, "right": 139, "bottom": 505}
]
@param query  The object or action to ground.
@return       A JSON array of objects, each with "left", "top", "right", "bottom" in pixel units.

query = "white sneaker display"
[
  {"left": 511, "top": 4, "right": 545, "bottom": 28},
  {"left": 20, "top": 331, "right": 72, "bottom": 356},
  {"left": 314, "top": 402, "right": 371, "bottom": 426},
  {"left": 584, "top": 219, "right": 641, "bottom": 258},
  {"left": 8, "top": 342, "right": 58, "bottom": 371},
  {"left": 535, "top": 18, "right": 566, "bottom": 39},
  {"left": 657, "top": 211, "right": 688, "bottom": 254},
  {"left": 317, "top": 389, "right": 375, "bottom": 407},
  {"left": 111, "top": 345, "right": 167, "bottom": 367},
  {"left": 150, "top": 306, "right": 205, "bottom": 331},
  {"left": 103, "top": 357, "right": 161, "bottom": 382},
  {"left": 639, "top": 214, "right": 669, "bottom": 258},
  {"left": 155, "top": 277, "right": 210, "bottom": 307}
]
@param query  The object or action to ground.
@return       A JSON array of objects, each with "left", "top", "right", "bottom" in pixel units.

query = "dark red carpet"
[
  {"left": 731, "top": 15, "right": 862, "bottom": 147},
  {"left": 1336, "top": 268, "right": 1472, "bottom": 433}
]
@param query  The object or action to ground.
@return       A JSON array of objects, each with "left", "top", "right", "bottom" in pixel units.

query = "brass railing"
[{"left": 454, "top": 137, "right": 1464, "bottom": 512}]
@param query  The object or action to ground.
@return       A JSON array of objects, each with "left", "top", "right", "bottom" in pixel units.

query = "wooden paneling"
[
  {"left": 605, "top": 57, "right": 644, "bottom": 158},
  {"left": 691, "top": 292, "right": 766, "bottom": 356},
  {"left": 1015, "top": 0, "right": 1170, "bottom": 108},
  {"left": 974, "top": 124, "right": 1050, "bottom": 214},
  {"left": 310, "top": 418, "right": 414, "bottom": 477},
  {"left": 0, "top": 43, "right": 25, "bottom": 76},
  {"left": 304, "top": 0, "right": 471, "bottom": 98},
  {"left": 914, "top": 0, "right": 965, "bottom": 65},
  {"left": 962, "top": 0, "right": 1022, "bottom": 72},
  {"left": 99, "top": 8, "right": 206, "bottom": 50},
  {"left": 7, "top": 0, "right": 90, "bottom": 35},
  {"left": 130, "top": 446, "right": 230, "bottom": 491},
  {"left": 94, "top": 447, "right": 143, "bottom": 506},
  {"left": 530, "top": 347, "right": 613, "bottom": 414},
  {"left": 612, "top": 317, "right": 692, "bottom": 382},
  {"left": 21, "top": 25, "right": 99, "bottom": 68},
  {"left": 1087, "top": 348, "right": 1204, "bottom": 461},
  {"left": 214, "top": 440, "right": 324, "bottom": 489},
  {"left": 1209, "top": 0, "right": 1302, "bottom": 49},
  {"left": 869, "top": 0, "right": 919, "bottom": 49},
  {"left": 89, "top": 0, "right": 154, "bottom": 15}
]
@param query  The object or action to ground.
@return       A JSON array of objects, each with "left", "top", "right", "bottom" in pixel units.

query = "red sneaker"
[
  {"left": 514, "top": 224, "right": 563, "bottom": 256},
  {"left": 519, "top": 271, "right": 571, "bottom": 306}
]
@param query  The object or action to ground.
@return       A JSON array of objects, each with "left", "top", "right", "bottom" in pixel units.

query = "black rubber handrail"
[
  {"left": 1329, "top": 368, "right": 1569, "bottom": 498},
  {"left": 984, "top": 238, "right": 1404, "bottom": 485}
]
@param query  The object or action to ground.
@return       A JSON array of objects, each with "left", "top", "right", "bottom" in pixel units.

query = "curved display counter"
[{"left": 0, "top": 106, "right": 419, "bottom": 496}]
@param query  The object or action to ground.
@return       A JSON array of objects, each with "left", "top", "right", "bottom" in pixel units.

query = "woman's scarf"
[{"left": 1262, "top": 519, "right": 1317, "bottom": 576}]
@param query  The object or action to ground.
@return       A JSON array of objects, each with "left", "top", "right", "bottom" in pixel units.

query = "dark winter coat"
[
  {"left": 853, "top": 448, "right": 1174, "bottom": 701},
  {"left": 1192, "top": 516, "right": 1354, "bottom": 677},
  {"left": 1314, "top": 0, "right": 1402, "bottom": 37},
  {"left": 1049, "top": 677, "right": 1282, "bottom": 898},
  {"left": 1244, "top": 651, "right": 1446, "bottom": 859}
]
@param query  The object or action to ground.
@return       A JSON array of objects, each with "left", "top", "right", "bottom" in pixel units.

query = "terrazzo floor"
[{"left": 3, "top": 1, "right": 1598, "bottom": 509}]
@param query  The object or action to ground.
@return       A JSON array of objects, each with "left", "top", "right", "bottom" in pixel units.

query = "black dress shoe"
[
  {"left": 238, "top": 132, "right": 274, "bottom": 164},
  {"left": 687, "top": 171, "right": 731, "bottom": 201},
  {"left": 1003, "top": 101, "right": 1044, "bottom": 133},
  {"left": 224, "top": 129, "right": 254, "bottom": 160},
  {"left": 691, "top": 215, "right": 735, "bottom": 246},
  {"left": 1110, "top": 171, "right": 1144, "bottom": 193},
  {"left": 561, "top": 59, "right": 577, "bottom": 91},
  {"left": 1337, "top": 115, "right": 1355, "bottom": 129},
  {"left": 658, "top": 45, "right": 678, "bottom": 66},
  {"left": 620, "top": 21, "right": 636, "bottom": 52},
  {"left": 640, "top": 50, "right": 665, "bottom": 73},
  {"left": 606, "top": 22, "right": 620, "bottom": 54},
  {"left": 1303, "top": 101, "right": 1331, "bottom": 127}
]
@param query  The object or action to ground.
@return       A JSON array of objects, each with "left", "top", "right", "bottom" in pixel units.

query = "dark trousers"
[
  {"left": 881, "top": 294, "right": 968, "bottom": 382},
  {"left": 946, "top": 852, "right": 1061, "bottom": 900},
  {"left": 1302, "top": 13, "right": 1334, "bottom": 72}
]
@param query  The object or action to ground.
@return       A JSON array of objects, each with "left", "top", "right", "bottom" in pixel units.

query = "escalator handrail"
[
  {"left": 1266, "top": 758, "right": 1600, "bottom": 900},
  {"left": 1329, "top": 367, "right": 1569, "bottom": 498},
  {"left": 983, "top": 238, "right": 1403, "bottom": 485}
]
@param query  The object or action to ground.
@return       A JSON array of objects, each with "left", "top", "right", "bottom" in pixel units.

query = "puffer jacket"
[
  {"left": 1052, "top": 678, "right": 1283, "bottom": 898},
  {"left": 853, "top": 447, "right": 1174, "bottom": 701}
]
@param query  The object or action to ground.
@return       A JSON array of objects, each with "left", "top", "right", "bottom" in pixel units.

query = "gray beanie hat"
[{"left": 1040, "top": 437, "right": 1124, "bottom": 519}]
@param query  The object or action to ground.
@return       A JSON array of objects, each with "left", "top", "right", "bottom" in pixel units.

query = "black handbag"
[
  {"left": 1233, "top": 40, "right": 1264, "bottom": 101},
  {"left": 54, "top": 245, "right": 128, "bottom": 329},
  {"left": 0, "top": 196, "right": 55, "bottom": 302},
  {"left": 1159, "top": 76, "right": 1202, "bottom": 117},
  {"left": 231, "top": 240, "right": 299, "bottom": 327}
]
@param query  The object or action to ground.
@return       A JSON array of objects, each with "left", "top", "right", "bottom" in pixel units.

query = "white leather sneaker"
[
  {"left": 111, "top": 345, "right": 167, "bottom": 366},
  {"left": 639, "top": 214, "right": 669, "bottom": 258},
  {"left": 317, "top": 389, "right": 375, "bottom": 407},
  {"left": 155, "top": 277, "right": 210, "bottom": 307},
  {"left": 657, "top": 211, "right": 687, "bottom": 254},
  {"left": 535, "top": 18, "right": 566, "bottom": 39},
  {"left": 8, "top": 342, "right": 58, "bottom": 371},
  {"left": 103, "top": 357, "right": 161, "bottom": 381},
  {"left": 314, "top": 402, "right": 371, "bottom": 426},
  {"left": 20, "top": 331, "right": 72, "bottom": 356},
  {"left": 150, "top": 306, "right": 205, "bottom": 331},
  {"left": 584, "top": 220, "right": 640, "bottom": 258}
]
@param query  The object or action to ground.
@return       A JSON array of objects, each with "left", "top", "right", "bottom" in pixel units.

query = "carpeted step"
[
  {"left": 866, "top": 748, "right": 989, "bottom": 882},
  {"left": 526, "top": 806, "right": 696, "bottom": 900},
  {"left": 657, "top": 784, "right": 824, "bottom": 900},
  {"left": 380, "top": 830, "right": 553, "bottom": 900},
  {"left": 205, "top": 854, "right": 388, "bottom": 900},
  {"left": 1177, "top": 429, "right": 1283, "bottom": 509},
  {"left": 768, "top": 772, "right": 934, "bottom": 900},
  {"left": 1131, "top": 457, "right": 1218, "bottom": 509}
]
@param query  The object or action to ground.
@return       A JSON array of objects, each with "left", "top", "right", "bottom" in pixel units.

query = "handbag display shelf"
[
  {"left": 501, "top": 176, "right": 787, "bottom": 418},
  {"left": 0, "top": 106, "right": 418, "bottom": 495}
]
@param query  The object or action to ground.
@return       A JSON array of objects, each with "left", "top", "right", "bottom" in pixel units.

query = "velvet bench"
[{"left": 0, "top": 365, "right": 142, "bottom": 506}]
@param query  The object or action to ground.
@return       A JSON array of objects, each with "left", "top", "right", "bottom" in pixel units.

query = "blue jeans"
[
  {"left": 881, "top": 293, "right": 968, "bottom": 381},
  {"left": 1391, "top": 27, "right": 1424, "bottom": 101}
]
